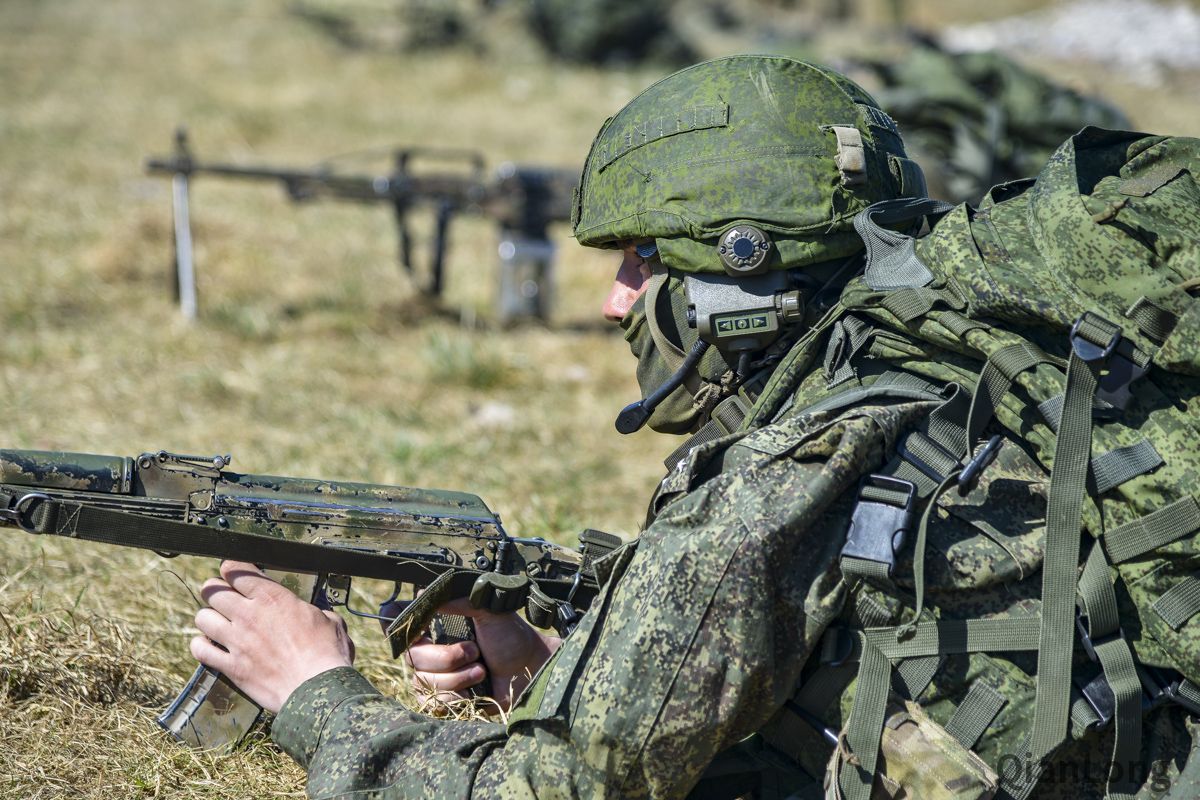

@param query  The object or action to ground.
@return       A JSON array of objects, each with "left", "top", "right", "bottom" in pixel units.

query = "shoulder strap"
[{"left": 854, "top": 197, "right": 955, "bottom": 291}]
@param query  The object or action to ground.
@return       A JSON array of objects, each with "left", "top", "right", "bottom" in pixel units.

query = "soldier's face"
[{"left": 602, "top": 243, "right": 652, "bottom": 322}]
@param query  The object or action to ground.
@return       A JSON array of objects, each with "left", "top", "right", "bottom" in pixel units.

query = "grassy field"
[{"left": 1, "top": 1, "right": 1198, "bottom": 797}]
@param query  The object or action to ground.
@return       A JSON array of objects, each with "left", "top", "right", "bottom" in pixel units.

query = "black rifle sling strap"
[{"left": 0, "top": 493, "right": 591, "bottom": 608}]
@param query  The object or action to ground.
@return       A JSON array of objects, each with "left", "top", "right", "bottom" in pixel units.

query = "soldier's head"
[{"left": 574, "top": 55, "right": 926, "bottom": 434}]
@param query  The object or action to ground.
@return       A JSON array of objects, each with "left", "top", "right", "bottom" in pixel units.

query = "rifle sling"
[{"left": 2, "top": 493, "right": 590, "bottom": 606}]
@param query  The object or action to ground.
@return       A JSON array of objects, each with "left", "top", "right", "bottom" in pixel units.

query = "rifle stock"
[{"left": 0, "top": 448, "right": 602, "bottom": 749}]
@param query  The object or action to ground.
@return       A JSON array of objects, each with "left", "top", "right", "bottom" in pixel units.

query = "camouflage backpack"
[
  {"left": 749, "top": 127, "right": 1199, "bottom": 799},
  {"left": 845, "top": 41, "right": 1131, "bottom": 204}
]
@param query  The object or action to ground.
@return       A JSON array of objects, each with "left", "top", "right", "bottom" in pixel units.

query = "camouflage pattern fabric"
[
  {"left": 844, "top": 39, "right": 1131, "bottom": 205},
  {"left": 572, "top": 55, "right": 926, "bottom": 273},
  {"left": 274, "top": 400, "right": 936, "bottom": 798},
  {"left": 272, "top": 61, "right": 1196, "bottom": 798}
]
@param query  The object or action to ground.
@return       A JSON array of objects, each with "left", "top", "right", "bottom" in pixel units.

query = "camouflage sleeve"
[{"left": 272, "top": 403, "right": 925, "bottom": 800}]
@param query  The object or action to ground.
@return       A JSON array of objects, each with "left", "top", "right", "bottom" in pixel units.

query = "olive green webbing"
[
  {"left": 1152, "top": 574, "right": 1200, "bottom": 631},
  {"left": 840, "top": 616, "right": 1041, "bottom": 800},
  {"left": 1102, "top": 494, "right": 1200, "bottom": 564},
  {"left": 964, "top": 341, "right": 1062, "bottom": 446},
  {"left": 944, "top": 681, "right": 1007, "bottom": 749},
  {"left": 899, "top": 472, "right": 960, "bottom": 637},
  {"left": 1030, "top": 347, "right": 1100, "bottom": 763},
  {"left": 1077, "top": 543, "right": 1143, "bottom": 799},
  {"left": 893, "top": 654, "right": 941, "bottom": 700}
]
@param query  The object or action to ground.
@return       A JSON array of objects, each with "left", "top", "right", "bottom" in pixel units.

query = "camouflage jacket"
[
  {"left": 272, "top": 341, "right": 1200, "bottom": 798},
  {"left": 272, "top": 394, "right": 931, "bottom": 798}
]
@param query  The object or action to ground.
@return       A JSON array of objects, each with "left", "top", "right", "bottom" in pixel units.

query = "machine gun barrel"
[{"left": 145, "top": 127, "right": 577, "bottom": 323}]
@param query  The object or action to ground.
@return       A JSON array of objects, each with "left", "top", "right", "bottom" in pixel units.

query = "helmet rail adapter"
[{"left": 572, "top": 55, "right": 926, "bottom": 274}]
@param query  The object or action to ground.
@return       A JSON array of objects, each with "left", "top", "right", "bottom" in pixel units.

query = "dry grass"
[{"left": 1, "top": 0, "right": 1198, "bottom": 797}]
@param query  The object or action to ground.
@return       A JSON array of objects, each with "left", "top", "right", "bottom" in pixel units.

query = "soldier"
[{"left": 191, "top": 56, "right": 1200, "bottom": 798}]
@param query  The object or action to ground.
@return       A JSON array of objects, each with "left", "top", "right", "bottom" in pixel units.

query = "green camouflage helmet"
[{"left": 572, "top": 55, "right": 927, "bottom": 273}]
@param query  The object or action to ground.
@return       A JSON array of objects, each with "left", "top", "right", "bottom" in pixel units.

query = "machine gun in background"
[{"left": 146, "top": 128, "right": 578, "bottom": 323}]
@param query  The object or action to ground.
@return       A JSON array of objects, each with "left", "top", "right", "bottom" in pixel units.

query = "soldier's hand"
[
  {"left": 191, "top": 560, "right": 355, "bottom": 714},
  {"left": 404, "top": 597, "right": 560, "bottom": 711}
]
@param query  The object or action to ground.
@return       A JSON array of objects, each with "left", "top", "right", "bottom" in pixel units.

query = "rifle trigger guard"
[{"left": 1, "top": 492, "right": 50, "bottom": 533}]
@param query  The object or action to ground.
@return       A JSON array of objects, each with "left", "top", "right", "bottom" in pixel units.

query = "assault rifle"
[
  {"left": 146, "top": 128, "right": 578, "bottom": 323},
  {"left": 0, "top": 448, "right": 612, "bottom": 749}
]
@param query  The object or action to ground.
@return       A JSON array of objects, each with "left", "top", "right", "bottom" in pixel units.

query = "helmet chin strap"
[{"left": 615, "top": 340, "right": 710, "bottom": 434}]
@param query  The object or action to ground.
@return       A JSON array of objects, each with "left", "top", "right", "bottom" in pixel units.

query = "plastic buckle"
[
  {"left": 1164, "top": 681, "right": 1200, "bottom": 716},
  {"left": 1074, "top": 671, "right": 1116, "bottom": 728},
  {"left": 841, "top": 475, "right": 917, "bottom": 577},
  {"left": 1070, "top": 312, "right": 1121, "bottom": 363},
  {"left": 957, "top": 435, "right": 1002, "bottom": 497},
  {"left": 820, "top": 626, "right": 857, "bottom": 668}
]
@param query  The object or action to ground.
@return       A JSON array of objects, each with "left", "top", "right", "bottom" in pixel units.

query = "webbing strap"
[
  {"left": 854, "top": 197, "right": 952, "bottom": 291},
  {"left": 1036, "top": 393, "right": 1114, "bottom": 433},
  {"left": 945, "top": 681, "right": 1007, "bottom": 749},
  {"left": 893, "top": 655, "right": 941, "bottom": 700},
  {"left": 841, "top": 641, "right": 891, "bottom": 800},
  {"left": 662, "top": 394, "right": 747, "bottom": 472},
  {"left": 1038, "top": 396, "right": 1159, "bottom": 494},
  {"left": 1125, "top": 296, "right": 1179, "bottom": 344},
  {"left": 823, "top": 315, "right": 874, "bottom": 388},
  {"left": 1030, "top": 344, "right": 1101, "bottom": 763},
  {"left": 964, "top": 341, "right": 1061, "bottom": 447},
  {"left": 1077, "top": 544, "right": 1142, "bottom": 799},
  {"left": 792, "top": 663, "right": 855, "bottom": 717},
  {"left": 867, "top": 616, "right": 1041, "bottom": 659},
  {"left": 1069, "top": 691, "right": 1104, "bottom": 735},
  {"left": 840, "top": 556, "right": 893, "bottom": 586},
  {"left": 937, "top": 310, "right": 989, "bottom": 339},
  {"left": 1090, "top": 440, "right": 1164, "bottom": 495},
  {"left": 1152, "top": 573, "right": 1200, "bottom": 631},
  {"left": 840, "top": 616, "right": 1040, "bottom": 800},
  {"left": 1102, "top": 494, "right": 1200, "bottom": 563},
  {"left": 880, "top": 286, "right": 961, "bottom": 323},
  {"left": 901, "top": 472, "right": 960, "bottom": 636},
  {"left": 890, "top": 385, "right": 970, "bottom": 498},
  {"left": 1175, "top": 680, "right": 1200, "bottom": 709}
]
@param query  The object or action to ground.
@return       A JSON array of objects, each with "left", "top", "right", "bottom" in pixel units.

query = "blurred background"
[{"left": 1, "top": 0, "right": 1198, "bottom": 796}]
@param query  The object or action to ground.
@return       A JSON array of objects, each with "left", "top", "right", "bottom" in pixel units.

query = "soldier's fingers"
[
  {"left": 189, "top": 634, "right": 232, "bottom": 673},
  {"left": 412, "top": 663, "right": 487, "bottom": 693},
  {"left": 199, "top": 579, "right": 246, "bottom": 616},
  {"left": 403, "top": 635, "right": 434, "bottom": 668},
  {"left": 194, "top": 607, "right": 234, "bottom": 642},
  {"left": 220, "top": 560, "right": 289, "bottom": 602},
  {"left": 407, "top": 639, "right": 480, "bottom": 673}
]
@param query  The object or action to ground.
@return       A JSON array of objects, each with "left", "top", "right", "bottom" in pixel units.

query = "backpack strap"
[{"left": 854, "top": 198, "right": 955, "bottom": 292}]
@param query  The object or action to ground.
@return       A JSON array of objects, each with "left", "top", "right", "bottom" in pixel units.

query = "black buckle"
[
  {"left": 1139, "top": 665, "right": 1200, "bottom": 717},
  {"left": 1074, "top": 671, "right": 1117, "bottom": 728},
  {"left": 819, "top": 626, "right": 857, "bottom": 667},
  {"left": 957, "top": 435, "right": 1002, "bottom": 496},
  {"left": 1162, "top": 679, "right": 1200, "bottom": 716},
  {"left": 1070, "top": 312, "right": 1121, "bottom": 363},
  {"left": 841, "top": 475, "right": 917, "bottom": 577},
  {"left": 1070, "top": 312, "right": 1147, "bottom": 412}
]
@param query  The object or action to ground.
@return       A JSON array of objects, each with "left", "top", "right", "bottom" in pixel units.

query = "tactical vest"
[{"left": 687, "top": 127, "right": 1200, "bottom": 799}]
